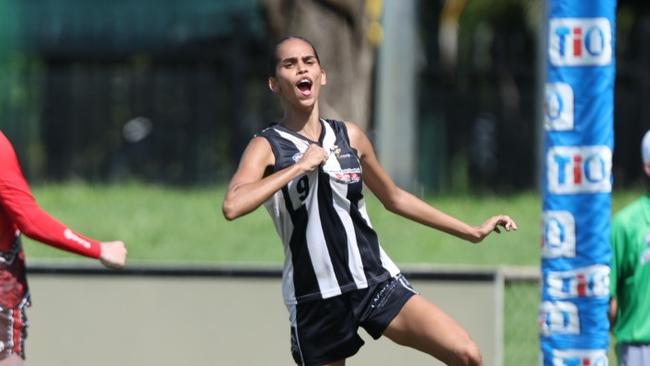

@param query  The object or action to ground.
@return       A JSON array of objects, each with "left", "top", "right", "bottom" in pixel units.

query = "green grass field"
[
  {"left": 23, "top": 182, "right": 643, "bottom": 266},
  {"left": 24, "top": 182, "right": 540, "bottom": 264}
]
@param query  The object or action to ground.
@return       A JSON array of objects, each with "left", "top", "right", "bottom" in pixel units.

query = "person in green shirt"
[{"left": 609, "top": 130, "right": 650, "bottom": 366}]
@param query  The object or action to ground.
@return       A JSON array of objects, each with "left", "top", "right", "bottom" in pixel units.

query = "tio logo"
[
  {"left": 545, "top": 264, "right": 610, "bottom": 299},
  {"left": 551, "top": 349, "right": 608, "bottom": 366},
  {"left": 549, "top": 18, "right": 612, "bottom": 66},
  {"left": 545, "top": 83, "right": 574, "bottom": 131},
  {"left": 547, "top": 146, "right": 612, "bottom": 194},
  {"left": 539, "top": 301, "right": 580, "bottom": 336},
  {"left": 542, "top": 211, "right": 576, "bottom": 258}
]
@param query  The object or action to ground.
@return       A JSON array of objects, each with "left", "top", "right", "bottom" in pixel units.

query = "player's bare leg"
[
  {"left": 383, "top": 295, "right": 483, "bottom": 366},
  {"left": 0, "top": 354, "right": 24, "bottom": 366}
]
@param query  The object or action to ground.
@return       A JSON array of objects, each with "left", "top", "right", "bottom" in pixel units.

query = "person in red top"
[{"left": 0, "top": 131, "right": 127, "bottom": 366}]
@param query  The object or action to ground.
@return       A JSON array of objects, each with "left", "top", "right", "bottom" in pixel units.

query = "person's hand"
[
  {"left": 473, "top": 215, "right": 518, "bottom": 243},
  {"left": 297, "top": 144, "right": 329, "bottom": 172},
  {"left": 99, "top": 241, "right": 127, "bottom": 269}
]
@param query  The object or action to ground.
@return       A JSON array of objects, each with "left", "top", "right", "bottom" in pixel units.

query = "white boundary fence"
[{"left": 23, "top": 262, "right": 522, "bottom": 366}]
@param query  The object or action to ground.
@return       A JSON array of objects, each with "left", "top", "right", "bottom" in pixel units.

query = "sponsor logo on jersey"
[
  {"left": 328, "top": 144, "right": 353, "bottom": 160},
  {"left": 292, "top": 152, "right": 304, "bottom": 163},
  {"left": 542, "top": 211, "right": 576, "bottom": 258},
  {"left": 547, "top": 146, "right": 612, "bottom": 194},
  {"left": 64, "top": 229, "right": 92, "bottom": 249},
  {"left": 545, "top": 83, "right": 574, "bottom": 131},
  {"left": 331, "top": 168, "right": 362, "bottom": 184},
  {"left": 330, "top": 145, "right": 342, "bottom": 158},
  {"left": 549, "top": 18, "right": 612, "bottom": 66},
  {"left": 551, "top": 349, "right": 608, "bottom": 366}
]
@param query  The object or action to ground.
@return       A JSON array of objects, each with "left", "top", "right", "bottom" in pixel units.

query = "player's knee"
[{"left": 455, "top": 340, "right": 482, "bottom": 366}]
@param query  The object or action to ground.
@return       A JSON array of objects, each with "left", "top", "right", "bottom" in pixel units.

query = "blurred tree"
[
  {"left": 261, "top": 0, "right": 381, "bottom": 131},
  {"left": 13, "top": 0, "right": 269, "bottom": 185},
  {"left": 416, "top": 0, "right": 539, "bottom": 194},
  {"left": 613, "top": 1, "right": 650, "bottom": 186}
]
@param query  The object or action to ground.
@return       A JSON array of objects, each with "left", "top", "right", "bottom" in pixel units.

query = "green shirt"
[{"left": 610, "top": 194, "right": 650, "bottom": 343}]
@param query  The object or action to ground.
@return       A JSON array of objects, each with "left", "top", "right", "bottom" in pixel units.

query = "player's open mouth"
[{"left": 296, "top": 78, "right": 313, "bottom": 97}]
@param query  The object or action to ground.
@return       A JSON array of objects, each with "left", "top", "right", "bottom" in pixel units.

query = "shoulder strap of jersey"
[
  {"left": 323, "top": 119, "right": 352, "bottom": 146},
  {"left": 254, "top": 123, "right": 282, "bottom": 172}
]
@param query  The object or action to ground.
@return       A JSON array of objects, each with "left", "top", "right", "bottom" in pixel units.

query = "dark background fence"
[{"left": 1, "top": 0, "right": 649, "bottom": 191}]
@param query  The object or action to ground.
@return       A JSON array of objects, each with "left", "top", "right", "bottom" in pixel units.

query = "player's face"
[{"left": 269, "top": 38, "right": 327, "bottom": 111}]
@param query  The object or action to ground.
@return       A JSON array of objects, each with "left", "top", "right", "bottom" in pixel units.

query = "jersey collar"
[{"left": 274, "top": 118, "right": 326, "bottom": 145}]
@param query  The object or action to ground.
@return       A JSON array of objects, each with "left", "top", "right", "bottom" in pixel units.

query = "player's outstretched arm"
[
  {"left": 345, "top": 122, "right": 517, "bottom": 243},
  {"left": 222, "top": 136, "right": 328, "bottom": 220},
  {"left": 99, "top": 241, "right": 128, "bottom": 269},
  {"left": 0, "top": 133, "right": 128, "bottom": 261}
]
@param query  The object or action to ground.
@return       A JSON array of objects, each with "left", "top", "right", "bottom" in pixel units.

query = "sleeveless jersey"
[{"left": 258, "top": 119, "right": 400, "bottom": 305}]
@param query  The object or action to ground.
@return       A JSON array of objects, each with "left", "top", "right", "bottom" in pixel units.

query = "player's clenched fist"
[
  {"left": 297, "top": 144, "right": 329, "bottom": 172},
  {"left": 99, "top": 241, "right": 128, "bottom": 269}
]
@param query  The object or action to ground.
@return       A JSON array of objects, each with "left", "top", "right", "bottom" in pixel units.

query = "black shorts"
[{"left": 289, "top": 274, "right": 417, "bottom": 366}]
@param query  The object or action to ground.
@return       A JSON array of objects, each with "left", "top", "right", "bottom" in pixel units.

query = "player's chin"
[{"left": 292, "top": 97, "right": 317, "bottom": 110}]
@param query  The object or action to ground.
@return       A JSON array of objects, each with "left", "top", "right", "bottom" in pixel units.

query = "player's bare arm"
[
  {"left": 222, "top": 136, "right": 328, "bottom": 220},
  {"left": 608, "top": 297, "right": 617, "bottom": 328},
  {"left": 345, "top": 121, "right": 517, "bottom": 243}
]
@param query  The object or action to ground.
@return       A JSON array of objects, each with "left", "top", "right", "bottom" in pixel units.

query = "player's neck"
[{"left": 281, "top": 105, "right": 321, "bottom": 141}]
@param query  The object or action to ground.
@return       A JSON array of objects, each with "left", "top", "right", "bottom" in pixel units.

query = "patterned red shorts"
[
  {"left": 1, "top": 236, "right": 29, "bottom": 360},
  {"left": 0, "top": 295, "right": 29, "bottom": 360}
]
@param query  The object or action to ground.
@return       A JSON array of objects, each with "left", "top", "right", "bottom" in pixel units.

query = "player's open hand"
[
  {"left": 99, "top": 241, "right": 128, "bottom": 269},
  {"left": 474, "top": 215, "right": 518, "bottom": 242}
]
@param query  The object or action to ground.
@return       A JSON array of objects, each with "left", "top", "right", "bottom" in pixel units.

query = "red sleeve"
[{"left": 0, "top": 132, "right": 101, "bottom": 259}]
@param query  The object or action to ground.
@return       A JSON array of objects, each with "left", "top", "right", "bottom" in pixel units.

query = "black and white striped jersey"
[{"left": 257, "top": 119, "right": 400, "bottom": 305}]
